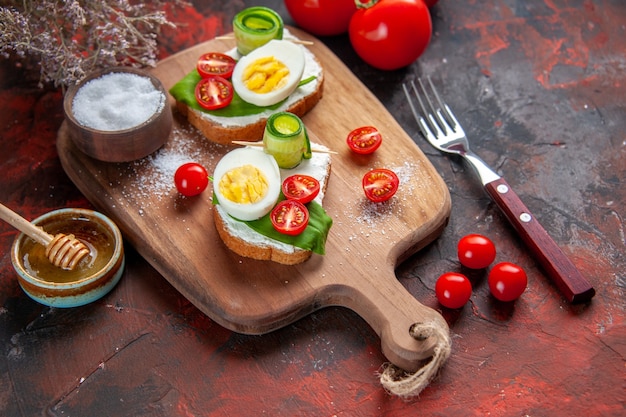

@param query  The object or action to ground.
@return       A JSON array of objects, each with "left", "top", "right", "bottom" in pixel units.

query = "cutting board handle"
[{"left": 332, "top": 272, "right": 450, "bottom": 374}]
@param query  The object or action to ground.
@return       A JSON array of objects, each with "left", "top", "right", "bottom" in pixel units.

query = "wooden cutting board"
[{"left": 57, "top": 28, "right": 451, "bottom": 372}]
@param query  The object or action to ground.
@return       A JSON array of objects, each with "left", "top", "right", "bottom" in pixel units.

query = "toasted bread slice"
[
  {"left": 212, "top": 146, "right": 332, "bottom": 265},
  {"left": 213, "top": 204, "right": 313, "bottom": 264},
  {"left": 174, "top": 34, "right": 324, "bottom": 145}
]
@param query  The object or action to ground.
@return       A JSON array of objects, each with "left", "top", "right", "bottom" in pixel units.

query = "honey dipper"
[{"left": 0, "top": 203, "right": 90, "bottom": 270}]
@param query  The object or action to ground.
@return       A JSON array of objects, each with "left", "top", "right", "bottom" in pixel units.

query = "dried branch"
[{"left": 0, "top": 0, "right": 182, "bottom": 88}]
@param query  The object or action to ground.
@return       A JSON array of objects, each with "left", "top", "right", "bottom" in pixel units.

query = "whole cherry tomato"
[
  {"left": 488, "top": 262, "right": 528, "bottom": 302},
  {"left": 271, "top": 200, "right": 310, "bottom": 236},
  {"left": 349, "top": 0, "right": 432, "bottom": 70},
  {"left": 284, "top": 0, "right": 358, "bottom": 36},
  {"left": 457, "top": 234, "right": 497, "bottom": 269},
  {"left": 435, "top": 272, "right": 472, "bottom": 309},
  {"left": 282, "top": 175, "right": 320, "bottom": 205},
  {"left": 347, "top": 126, "right": 383, "bottom": 155},
  {"left": 362, "top": 168, "right": 399, "bottom": 203},
  {"left": 174, "top": 162, "right": 209, "bottom": 197}
]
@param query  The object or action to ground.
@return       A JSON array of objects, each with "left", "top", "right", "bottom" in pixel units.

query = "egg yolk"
[
  {"left": 219, "top": 165, "right": 269, "bottom": 204},
  {"left": 242, "top": 56, "right": 290, "bottom": 94}
]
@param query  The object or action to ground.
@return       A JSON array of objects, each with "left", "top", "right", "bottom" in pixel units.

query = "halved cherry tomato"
[
  {"left": 435, "top": 272, "right": 472, "bottom": 309},
  {"left": 282, "top": 175, "right": 320, "bottom": 204},
  {"left": 174, "top": 162, "right": 209, "bottom": 197},
  {"left": 194, "top": 76, "right": 233, "bottom": 110},
  {"left": 197, "top": 52, "right": 236, "bottom": 79},
  {"left": 362, "top": 168, "right": 399, "bottom": 203},
  {"left": 347, "top": 126, "right": 382, "bottom": 154},
  {"left": 270, "top": 200, "right": 309, "bottom": 236},
  {"left": 488, "top": 262, "right": 528, "bottom": 302}
]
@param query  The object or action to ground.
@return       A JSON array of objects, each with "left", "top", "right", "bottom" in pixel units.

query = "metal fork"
[{"left": 404, "top": 78, "right": 595, "bottom": 303}]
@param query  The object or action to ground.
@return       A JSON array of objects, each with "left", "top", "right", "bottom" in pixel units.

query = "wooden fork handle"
[{"left": 484, "top": 178, "right": 595, "bottom": 303}]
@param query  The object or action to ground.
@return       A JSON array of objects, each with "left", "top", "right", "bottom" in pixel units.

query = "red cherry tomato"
[
  {"left": 270, "top": 200, "right": 310, "bottom": 236},
  {"left": 362, "top": 168, "right": 399, "bottom": 203},
  {"left": 174, "top": 162, "right": 209, "bottom": 197},
  {"left": 285, "top": 0, "right": 358, "bottom": 36},
  {"left": 457, "top": 234, "right": 497, "bottom": 269},
  {"left": 197, "top": 52, "right": 236, "bottom": 79},
  {"left": 422, "top": 0, "right": 438, "bottom": 7},
  {"left": 435, "top": 272, "right": 472, "bottom": 309},
  {"left": 488, "top": 262, "right": 528, "bottom": 302},
  {"left": 282, "top": 175, "right": 320, "bottom": 204},
  {"left": 349, "top": 0, "right": 432, "bottom": 70},
  {"left": 195, "top": 76, "right": 233, "bottom": 111},
  {"left": 347, "top": 126, "right": 383, "bottom": 155}
]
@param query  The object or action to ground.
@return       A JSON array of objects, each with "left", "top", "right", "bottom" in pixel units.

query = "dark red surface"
[{"left": 1, "top": 1, "right": 624, "bottom": 416}]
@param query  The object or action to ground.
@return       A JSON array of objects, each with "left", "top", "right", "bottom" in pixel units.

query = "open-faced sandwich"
[
  {"left": 169, "top": 7, "right": 332, "bottom": 264},
  {"left": 169, "top": 6, "right": 324, "bottom": 145},
  {"left": 211, "top": 111, "right": 332, "bottom": 265}
]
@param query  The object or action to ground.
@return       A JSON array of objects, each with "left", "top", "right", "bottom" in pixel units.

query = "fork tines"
[{"left": 403, "top": 77, "right": 458, "bottom": 140}]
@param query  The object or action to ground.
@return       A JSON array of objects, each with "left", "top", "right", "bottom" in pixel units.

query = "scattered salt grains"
[
  {"left": 120, "top": 126, "right": 224, "bottom": 206},
  {"left": 72, "top": 72, "right": 165, "bottom": 131},
  {"left": 345, "top": 160, "right": 427, "bottom": 240}
]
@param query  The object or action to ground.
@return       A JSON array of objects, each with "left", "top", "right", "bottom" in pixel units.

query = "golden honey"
[{"left": 18, "top": 214, "right": 115, "bottom": 283}]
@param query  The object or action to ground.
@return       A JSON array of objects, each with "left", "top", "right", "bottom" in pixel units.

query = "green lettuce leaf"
[
  {"left": 217, "top": 195, "right": 332, "bottom": 255},
  {"left": 168, "top": 70, "right": 317, "bottom": 118}
]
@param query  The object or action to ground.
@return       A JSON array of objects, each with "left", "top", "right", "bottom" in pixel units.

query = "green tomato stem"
[{"left": 355, "top": 0, "right": 379, "bottom": 9}]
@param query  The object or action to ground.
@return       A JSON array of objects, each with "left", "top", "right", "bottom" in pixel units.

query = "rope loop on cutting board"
[{"left": 379, "top": 321, "right": 451, "bottom": 399}]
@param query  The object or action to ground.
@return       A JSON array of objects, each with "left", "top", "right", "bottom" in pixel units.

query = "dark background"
[{"left": 1, "top": 1, "right": 624, "bottom": 416}]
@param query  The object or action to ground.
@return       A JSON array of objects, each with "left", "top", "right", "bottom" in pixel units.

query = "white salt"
[
  {"left": 72, "top": 72, "right": 165, "bottom": 131},
  {"left": 122, "top": 126, "right": 223, "bottom": 203}
]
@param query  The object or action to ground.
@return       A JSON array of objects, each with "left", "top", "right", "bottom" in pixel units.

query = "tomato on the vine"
[
  {"left": 435, "top": 272, "right": 472, "bottom": 309},
  {"left": 488, "top": 262, "right": 528, "bottom": 302},
  {"left": 362, "top": 168, "right": 399, "bottom": 203},
  {"left": 285, "top": 0, "right": 358, "bottom": 36},
  {"left": 349, "top": 0, "right": 432, "bottom": 70},
  {"left": 197, "top": 52, "right": 236, "bottom": 79},
  {"left": 174, "top": 162, "right": 209, "bottom": 197},
  {"left": 347, "top": 126, "right": 383, "bottom": 155},
  {"left": 270, "top": 200, "right": 309, "bottom": 236},
  {"left": 195, "top": 76, "right": 233, "bottom": 110},
  {"left": 458, "top": 234, "right": 497, "bottom": 269},
  {"left": 282, "top": 175, "right": 320, "bottom": 204}
]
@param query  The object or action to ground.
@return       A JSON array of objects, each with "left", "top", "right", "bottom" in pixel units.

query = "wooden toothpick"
[
  {"left": 231, "top": 141, "right": 337, "bottom": 155},
  {"left": 216, "top": 35, "right": 314, "bottom": 46}
]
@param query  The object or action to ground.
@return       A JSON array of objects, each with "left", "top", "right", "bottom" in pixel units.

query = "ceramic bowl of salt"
[{"left": 63, "top": 67, "right": 172, "bottom": 162}]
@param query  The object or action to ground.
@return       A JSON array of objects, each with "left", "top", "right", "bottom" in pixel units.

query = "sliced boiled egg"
[
  {"left": 232, "top": 39, "right": 305, "bottom": 107},
  {"left": 213, "top": 147, "right": 281, "bottom": 221}
]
